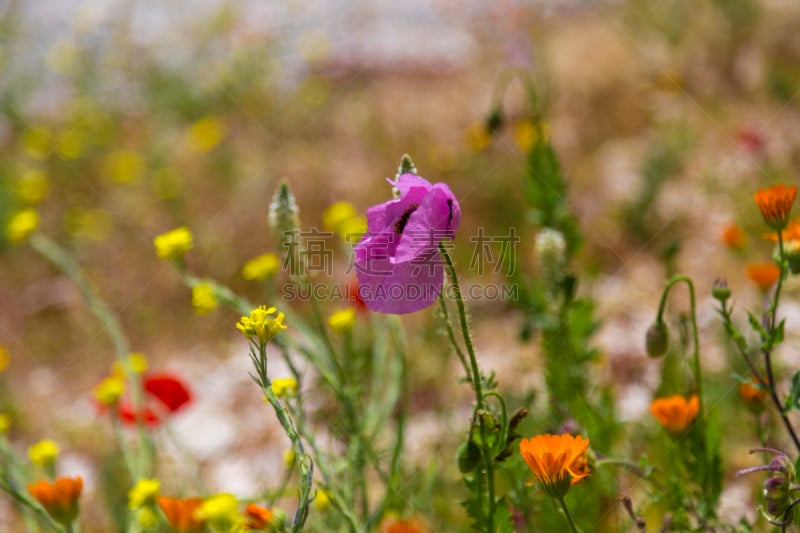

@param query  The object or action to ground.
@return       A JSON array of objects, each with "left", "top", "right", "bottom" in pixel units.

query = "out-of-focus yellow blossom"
[
  {"left": 0, "top": 413, "right": 11, "bottom": 433},
  {"left": 16, "top": 169, "right": 50, "bottom": 204},
  {"left": 323, "top": 202, "right": 357, "bottom": 233},
  {"left": 112, "top": 353, "right": 149, "bottom": 376},
  {"left": 46, "top": 40, "right": 79, "bottom": 73},
  {"left": 242, "top": 253, "right": 280, "bottom": 281},
  {"left": 283, "top": 447, "right": 295, "bottom": 468},
  {"left": 428, "top": 144, "right": 456, "bottom": 172},
  {"left": 152, "top": 167, "right": 181, "bottom": 200},
  {"left": 128, "top": 478, "right": 161, "bottom": 510},
  {"left": 28, "top": 439, "right": 60, "bottom": 466},
  {"left": 513, "top": 119, "right": 549, "bottom": 151},
  {"left": 185, "top": 116, "right": 226, "bottom": 153},
  {"left": 192, "top": 282, "right": 218, "bottom": 315},
  {"left": 7, "top": 209, "right": 39, "bottom": 243},
  {"left": 65, "top": 208, "right": 113, "bottom": 241},
  {"left": 313, "top": 489, "right": 331, "bottom": 511},
  {"left": 195, "top": 493, "right": 244, "bottom": 530},
  {"left": 339, "top": 215, "right": 367, "bottom": 242},
  {"left": 328, "top": 308, "right": 356, "bottom": 332},
  {"left": 22, "top": 127, "right": 53, "bottom": 159},
  {"left": 465, "top": 122, "right": 491, "bottom": 153},
  {"left": 135, "top": 507, "right": 158, "bottom": 529},
  {"left": 236, "top": 306, "right": 286, "bottom": 345},
  {"left": 271, "top": 377, "right": 297, "bottom": 399},
  {"left": 93, "top": 375, "right": 125, "bottom": 406},
  {"left": 57, "top": 129, "right": 86, "bottom": 160},
  {"left": 0, "top": 345, "right": 8, "bottom": 372},
  {"left": 153, "top": 226, "right": 193, "bottom": 260},
  {"left": 104, "top": 149, "right": 144, "bottom": 184}
]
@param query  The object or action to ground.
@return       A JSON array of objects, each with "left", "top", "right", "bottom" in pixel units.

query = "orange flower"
[
  {"left": 244, "top": 503, "right": 273, "bottom": 530},
  {"left": 519, "top": 433, "right": 590, "bottom": 498},
  {"left": 156, "top": 496, "right": 204, "bottom": 532},
  {"left": 746, "top": 262, "right": 781, "bottom": 292},
  {"left": 754, "top": 184, "right": 796, "bottom": 230},
  {"left": 380, "top": 515, "right": 428, "bottom": 533},
  {"left": 650, "top": 394, "right": 699, "bottom": 433},
  {"left": 27, "top": 476, "right": 82, "bottom": 526},
  {"left": 739, "top": 379, "right": 767, "bottom": 410},
  {"left": 721, "top": 223, "right": 746, "bottom": 250}
]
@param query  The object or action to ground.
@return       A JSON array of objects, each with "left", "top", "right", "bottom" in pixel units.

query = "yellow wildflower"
[
  {"left": 153, "top": 226, "right": 193, "bottom": 260},
  {"left": 135, "top": 507, "right": 158, "bottom": 528},
  {"left": 93, "top": 375, "right": 125, "bottom": 406},
  {"left": 236, "top": 306, "right": 287, "bottom": 345},
  {"left": 57, "top": 129, "right": 86, "bottom": 160},
  {"left": 112, "top": 352, "right": 149, "bottom": 376},
  {"left": 323, "top": 202, "right": 357, "bottom": 233},
  {"left": 185, "top": 116, "right": 226, "bottom": 153},
  {"left": 129, "top": 478, "right": 161, "bottom": 510},
  {"left": 0, "top": 413, "right": 11, "bottom": 433},
  {"left": 65, "top": 208, "right": 113, "bottom": 241},
  {"left": 28, "top": 439, "right": 60, "bottom": 466},
  {"left": 283, "top": 447, "right": 296, "bottom": 468},
  {"left": 271, "top": 377, "right": 297, "bottom": 399},
  {"left": 242, "top": 253, "right": 280, "bottom": 281},
  {"left": 22, "top": 127, "right": 53, "bottom": 159},
  {"left": 192, "top": 282, "right": 218, "bottom": 315},
  {"left": 313, "top": 489, "right": 331, "bottom": 511},
  {"left": 104, "top": 149, "right": 144, "bottom": 184},
  {"left": 16, "top": 169, "right": 50, "bottom": 204},
  {"left": 7, "top": 209, "right": 39, "bottom": 243},
  {"left": 465, "top": 121, "right": 490, "bottom": 153},
  {"left": 513, "top": 119, "right": 549, "bottom": 151},
  {"left": 328, "top": 308, "right": 356, "bottom": 332},
  {"left": 0, "top": 344, "right": 8, "bottom": 372},
  {"left": 195, "top": 493, "right": 244, "bottom": 530}
]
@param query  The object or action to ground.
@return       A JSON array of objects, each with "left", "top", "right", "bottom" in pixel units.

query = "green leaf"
[{"left": 784, "top": 371, "right": 800, "bottom": 412}]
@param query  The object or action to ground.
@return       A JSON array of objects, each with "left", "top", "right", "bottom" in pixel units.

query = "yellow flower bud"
[
  {"left": 242, "top": 253, "right": 280, "bottom": 281},
  {"left": 153, "top": 226, "right": 193, "bottom": 260},
  {"left": 128, "top": 478, "right": 161, "bottom": 510},
  {"left": 327, "top": 308, "right": 356, "bottom": 332},
  {"left": 93, "top": 375, "right": 125, "bottom": 406},
  {"left": 192, "top": 282, "right": 218, "bottom": 315},
  {"left": 0, "top": 413, "right": 11, "bottom": 434},
  {"left": 6, "top": 209, "right": 39, "bottom": 243}
]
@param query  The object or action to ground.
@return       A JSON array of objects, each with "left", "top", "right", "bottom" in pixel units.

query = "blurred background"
[{"left": 2, "top": 0, "right": 800, "bottom": 529}]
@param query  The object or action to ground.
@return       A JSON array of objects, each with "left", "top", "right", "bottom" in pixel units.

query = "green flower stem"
[
  {"left": 252, "top": 341, "right": 312, "bottom": 532},
  {"left": 439, "top": 242, "right": 495, "bottom": 532},
  {"left": 557, "top": 497, "right": 579, "bottom": 533},
  {"left": 437, "top": 295, "right": 470, "bottom": 379},
  {"left": 764, "top": 234, "right": 800, "bottom": 452},
  {"left": 655, "top": 275, "right": 704, "bottom": 423},
  {"left": 29, "top": 233, "right": 151, "bottom": 479}
]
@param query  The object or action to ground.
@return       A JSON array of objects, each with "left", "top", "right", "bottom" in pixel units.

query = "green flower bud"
[
  {"left": 712, "top": 278, "right": 731, "bottom": 303},
  {"left": 646, "top": 321, "right": 669, "bottom": 358},
  {"left": 457, "top": 440, "right": 481, "bottom": 473}
]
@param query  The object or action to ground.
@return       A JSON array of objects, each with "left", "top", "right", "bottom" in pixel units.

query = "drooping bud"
[{"left": 646, "top": 321, "right": 669, "bottom": 358}]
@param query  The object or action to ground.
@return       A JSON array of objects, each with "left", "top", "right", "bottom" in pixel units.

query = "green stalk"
[
  {"left": 439, "top": 242, "right": 495, "bottom": 532},
  {"left": 252, "top": 340, "right": 313, "bottom": 532},
  {"left": 557, "top": 497, "right": 579, "bottom": 533},
  {"left": 763, "top": 234, "right": 800, "bottom": 452}
]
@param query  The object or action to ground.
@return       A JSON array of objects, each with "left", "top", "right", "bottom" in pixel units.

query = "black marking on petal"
[
  {"left": 446, "top": 198, "right": 453, "bottom": 228},
  {"left": 395, "top": 203, "right": 419, "bottom": 234}
]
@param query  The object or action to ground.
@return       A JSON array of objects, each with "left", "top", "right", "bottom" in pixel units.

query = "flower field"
[{"left": 3, "top": 0, "right": 800, "bottom": 531}]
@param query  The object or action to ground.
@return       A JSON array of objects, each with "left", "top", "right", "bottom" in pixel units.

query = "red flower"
[
  {"left": 95, "top": 371, "right": 192, "bottom": 427},
  {"left": 347, "top": 279, "right": 368, "bottom": 312}
]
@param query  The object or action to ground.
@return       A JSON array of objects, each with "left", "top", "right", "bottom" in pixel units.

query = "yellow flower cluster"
[
  {"left": 153, "top": 226, "right": 193, "bottom": 260},
  {"left": 128, "top": 478, "right": 160, "bottom": 510},
  {"left": 192, "top": 282, "right": 218, "bottom": 315},
  {"left": 271, "top": 377, "right": 298, "bottom": 399},
  {"left": 28, "top": 439, "right": 60, "bottom": 466},
  {"left": 328, "top": 308, "right": 356, "bottom": 332},
  {"left": 242, "top": 253, "right": 280, "bottom": 281},
  {"left": 236, "top": 306, "right": 287, "bottom": 345}
]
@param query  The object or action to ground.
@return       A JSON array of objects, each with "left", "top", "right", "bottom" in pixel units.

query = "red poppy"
[{"left": 95, "top": 371, "right": 192, "bottom": 427}]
